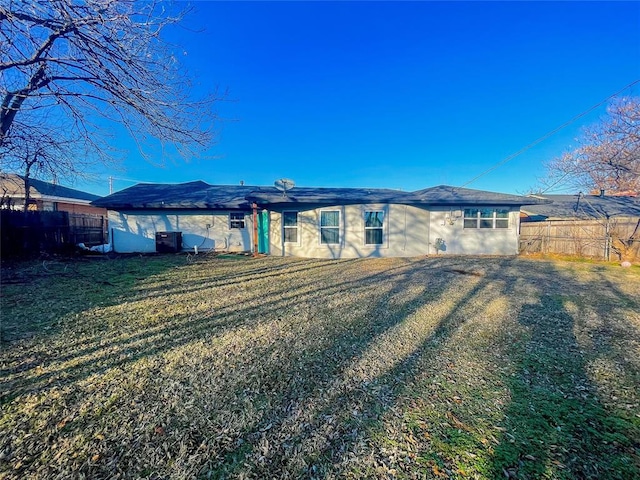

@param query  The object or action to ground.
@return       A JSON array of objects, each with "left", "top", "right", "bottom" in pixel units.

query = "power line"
[{"left": 460, "top": 79, "right": 640, "bottom": 188}]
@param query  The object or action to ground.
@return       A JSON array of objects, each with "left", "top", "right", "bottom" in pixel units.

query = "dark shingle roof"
[
  {"left": 246, "top": 187, "right": 415, "bottom": 205},
  {"left": 92, "top": 181, "right": 550, "bottom": 210},
  {"left": 411, "top": 185, "right": 549, "bottom": 206},
  {"left": 522, "top": 194, "right": 640, "bottom": 220},
  {"left": 1, "top": 174, "right": 100, "bottom": 202},
  {"left": 91, "top": 181, "right": 272, "bottom": 209}
]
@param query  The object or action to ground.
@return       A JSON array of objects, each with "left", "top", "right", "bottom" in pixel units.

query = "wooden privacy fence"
[
  {"left": 1, "top": 210, "right": 107, "bottom": 258},
  {"left": 520, "top": 217, "right": 640, "bottom": 261}
]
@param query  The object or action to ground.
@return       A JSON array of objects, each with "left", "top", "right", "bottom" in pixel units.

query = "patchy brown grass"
[{"left": 1, "top": 255, "right": 639, "bottom": 479}]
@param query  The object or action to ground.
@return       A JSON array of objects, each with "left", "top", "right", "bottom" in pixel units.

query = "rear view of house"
[{"left": 92, "top": 181, "right": 548, "bottom": 258}]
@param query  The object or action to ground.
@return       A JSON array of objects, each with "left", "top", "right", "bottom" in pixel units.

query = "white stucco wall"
[
  {"left": 106, "top": 205, "right": 521, "bottom": 257},
  {"left": 268, "top": 204, "right": 431, "bottom": 259},
  {"left": 108, "top": 210, "right": 253, "bottom": 253},
  {"left": 267, "top": 204, "right": 521, "bottom": 258},
  {"left": 427, "top": 207, "right": 520, "bottom": 255}
]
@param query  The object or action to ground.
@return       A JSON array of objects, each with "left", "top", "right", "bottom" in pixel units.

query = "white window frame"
[
  {"left": 229, "top": 212, "right": 245, "bottom": 229},
  {"left": 463, "top": 208, "right": 510, "bottom": 229},
  {"left": 319, "top": 210, "right": 341, "bottom": 245},
  {"left": 282, "top": 211, "right": 299, "bottom": 244},
  {"left": 364, "top": 210, "right": 385, "bottom": 246}
]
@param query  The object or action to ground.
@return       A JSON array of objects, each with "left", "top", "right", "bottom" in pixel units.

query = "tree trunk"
[{"left": 23, "top": 163, "right": 31, "bottom": 211}]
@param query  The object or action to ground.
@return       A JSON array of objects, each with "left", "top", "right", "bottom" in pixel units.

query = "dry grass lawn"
[{"left": 1, "top": 254, "right": 639, "bottom": 479}]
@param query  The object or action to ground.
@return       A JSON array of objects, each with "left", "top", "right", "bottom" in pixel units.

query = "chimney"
[{"left": 600, "top": 188, "right": 605, "bottom": 198}]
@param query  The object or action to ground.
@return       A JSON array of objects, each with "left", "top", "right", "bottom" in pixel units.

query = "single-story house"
[
  {"left": 0, "top": 173, "right": 107, "bottom": 216},
  {"left": 91, "top": 181, "right": 548, "bottom": 258}
]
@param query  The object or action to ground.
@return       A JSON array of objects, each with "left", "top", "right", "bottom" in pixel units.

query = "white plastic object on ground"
[{"left": 90, "top": 243, "right": 112, "bottom": 253}]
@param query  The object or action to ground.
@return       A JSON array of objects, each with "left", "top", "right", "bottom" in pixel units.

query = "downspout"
[{"left": 252, "top": 202, "right": 259, "bottom": 257}]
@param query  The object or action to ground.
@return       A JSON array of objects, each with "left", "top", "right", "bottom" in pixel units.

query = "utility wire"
[
  {"left": 460, "top": 79, "right": 640, "bottom": 188},
  {"left": 536, "top": 172, "right": 573, "bottom": 195}
]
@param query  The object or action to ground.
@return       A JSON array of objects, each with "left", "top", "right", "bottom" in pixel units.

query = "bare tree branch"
[
  {"left": 0, "top": 0, "right": 220, "bottom": 180},
  {"left": 538, "top": 97, "right": 640, "bottom": 195}
]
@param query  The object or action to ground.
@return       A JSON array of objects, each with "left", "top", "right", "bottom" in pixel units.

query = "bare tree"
[
  {"left": 0, "top": 0, "right": 218, "bottom": 184},
  {"left": 540, "top": 97, "right": 640, "bottom": 195},
  {"left": 1, "top": 119, "right": 94, "bottom": 209}
]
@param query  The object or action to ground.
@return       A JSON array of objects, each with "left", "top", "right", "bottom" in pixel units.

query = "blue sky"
[{"left": 85, "top": 1, "right": 639, "bottom": 196}]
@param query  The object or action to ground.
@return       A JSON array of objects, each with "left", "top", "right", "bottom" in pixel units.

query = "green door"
[{"left": 258, "top": 210, "right": 269, "bottom": 254}]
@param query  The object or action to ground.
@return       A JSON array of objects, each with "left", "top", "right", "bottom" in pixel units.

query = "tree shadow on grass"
[
  {"left": 0, "top": 258, "right": 416, "bottom": 406},
  {"left": 205, "top": 259, "right": 511, "bottom": 478},
  {"left": 0, "top": 255, "right": 186, "bottom": 343},
  {"left": 1, "top": 255, "right": 489, "bottom": 479},
  {"left": 0, "top": 255, "right": 362, "bottom": 373},
  {"left": 489, "top": 291, "right": 640, "bottom": 479},
  {"left": 10, "top": 256, "right": 636, "bottom": 479}
]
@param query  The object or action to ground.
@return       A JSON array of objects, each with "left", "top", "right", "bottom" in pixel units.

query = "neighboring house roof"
[
  {"left": 411, "top": 185, "right": 548, "bottom": 206},
  {"left": 522, "top": 194, "right": 640, "bottom": 220},
  {"left": 1, "top": 173, "right": 100, "bottom": 203},
  {"left": 92, "top": 181, "right": 549, "bottom": 210}
]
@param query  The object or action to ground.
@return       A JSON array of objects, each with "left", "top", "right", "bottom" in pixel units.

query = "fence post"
[
  {"left": 544, "top": 221, "right": 551, "bottom": 254},
  {"left": 605, "top": 219, "right": 610, "bottom": 261}
]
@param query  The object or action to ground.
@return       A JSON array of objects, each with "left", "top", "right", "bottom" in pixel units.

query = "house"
[
  {"left": 0, "top": 173, "right": 107, "bottom": 216},
  {"left": 521, "top": 193, "right": 640, "bottom": 222},
  {"left": 91, "top": 181, "right": 548, "bottom": 258},
  {"left": 520, "top": 193, "right": 640, "bottom": 260}
]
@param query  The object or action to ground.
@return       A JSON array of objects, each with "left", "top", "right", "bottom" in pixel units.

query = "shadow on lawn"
[
  {"left": 488, "top": 269, "right": 639, "bottom": 479},
  {"left": 4, "top": 256, "right": 638, "bottom": 479},
  {"left": 224, "top": 258, "right": 638, "bottom": 480},
  {"left": 0, "top": 256, "right": 417, "bottom": 405},
  {"left": 297, "top": 262, "right": 509, "bottom": 477},
  {"left": 205, "top": 258, "right": 511, "bottom": 478},
  {"left": 1, "top": 254, "right": 485, "bottom": 479},
  {"left": 0, "top": 255, "right": 184, "bottom": 343}
]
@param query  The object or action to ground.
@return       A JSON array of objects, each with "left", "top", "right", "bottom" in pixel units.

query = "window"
[
  {"left": 495, "top": 209, "right": 509, "bottom": 229},
  {"left": 320, "top": 211, "right": 340, "bottom": 244},
  {"left": 229, "top": 212, "right": 245, "bottom": 229},
  {"left": 463, "top": 208, "right": 509, "bottom": 229},
  {"left": 364, "top": 211, "right": 384, "bottom": 245},
  {"left": 283, "top": 211, "right": 298, "bottom": 243}
]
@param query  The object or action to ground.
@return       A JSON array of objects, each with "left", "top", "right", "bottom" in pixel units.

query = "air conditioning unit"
[{"left": 155, "top": 231, "right": 182, "bottom": 253}]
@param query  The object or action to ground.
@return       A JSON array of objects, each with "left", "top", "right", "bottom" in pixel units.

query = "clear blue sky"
[{"left": 84, "top": 1, "right": 640, "bottom": 197}]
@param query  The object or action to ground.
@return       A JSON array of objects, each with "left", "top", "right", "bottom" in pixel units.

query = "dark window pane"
[
  {"left": 495, "top": 219, "right": 509, "bottom": 229},
  {"left": 496, "top": 209, "right": 509, "bottom": 218},
  {"left": 284, "top": 228, "right": 298, "bottom": 243},
  {"left": 464, "top": 208, "right": 478, "bottom": 218},
  {"left": 365, "top": 228, "right": 383, "bottom": 245},
  {"left": 479, "top": 208, "right": 493, "bottom": 218},
  {"left": 283, "top": 212, "right": 298, "bottom": 226},
  {"left": 321, "top": 227, "right": 339, "bottom": 244},
  {"left": 230, "top": 213, "right": 245, "bottom": 229},
  {"left": 365, "top": 211, "right": 384, "bottom": 228},
  {"left": 480, "top": 219, "right": 493, "bottom": 228},
  {"left": 464, "top": 219, "right": 477, "bottom": 228},
  {"left": 321, "top": 211, "right": 339, "bottom": 227}
]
